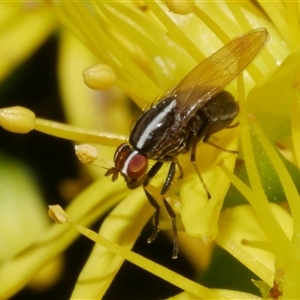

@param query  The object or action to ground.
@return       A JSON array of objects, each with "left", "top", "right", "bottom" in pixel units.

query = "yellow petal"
[
  {"left": 71, "top": 188, "right": 152, "bottom": 298},
  {"left": 248, "top": 49, "right": 300, "bottom": 141},
  {"left": 0, "top": 2, "right": 56, "bottom": 80},
  {"left": 0, "top": 177, "right": 127, "bottom": 298},
  {"left": 180, "top": 125, "right": 239, "bottom": 242},
  {"left": 217, "top": 204, "right": 293, "bottom": 287}
]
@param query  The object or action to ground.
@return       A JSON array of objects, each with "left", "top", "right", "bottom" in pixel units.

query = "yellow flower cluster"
[{"left": 1, "top": 1, "right": 300, "bottom": 299}]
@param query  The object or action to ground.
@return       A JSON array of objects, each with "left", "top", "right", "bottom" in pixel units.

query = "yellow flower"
[{"left": 1, "top": 1, "right": 300, "bottom": 299}]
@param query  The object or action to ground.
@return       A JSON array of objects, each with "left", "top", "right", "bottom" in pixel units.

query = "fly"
[{"left": 105, "top": 27, "right": 269, "bottom": 259}]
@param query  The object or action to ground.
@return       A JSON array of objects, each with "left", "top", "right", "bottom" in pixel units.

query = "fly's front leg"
[
  {"left": 143, "top": 161, "right": 164, "bottom": 244},
  {"left": 160, "top": 160, "right": 179, "bottom": 259},
  {"left": 143, "top": 160, "right": 179, "bottom": 258}
]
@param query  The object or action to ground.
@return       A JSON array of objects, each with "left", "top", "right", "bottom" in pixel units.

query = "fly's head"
[{"left": 105, "top": 143, "right": 148, "bottom": 189}]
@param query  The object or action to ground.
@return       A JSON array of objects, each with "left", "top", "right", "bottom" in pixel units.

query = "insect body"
[{"left": 106, "top": 28, "right": 269, "bottom": 258}]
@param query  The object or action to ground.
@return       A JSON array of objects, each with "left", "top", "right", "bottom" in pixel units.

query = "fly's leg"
[
  {"left": 143, "top": 161, "right": 164, "bottom": 244},
  {"left": 203, "top": 135, "right": 239, "bottom": 155},
  {"left": 191, "top": 128, "right": 238, "bottom": 199},
  {"left": 204, "top": 139, "right": 238, "bottom": 154},
  {"left": 189, "top": 110, "right": 239, "bottom": 198},
  {"left": 143, "top": 160, "right": 179, "bottom": 259},
  {"left": 202, "top": 120, "right": 239, "bottom": 154},
  {"left": 160, "top": 161, "right": 179, "bottom": 259},
  {"left": 226, "top": 121, "right": 239, "bottom": 129},
  {"left": 174, "top": 157, "right": 184, "bottom": 179},
  {"left": 190, "top": 131, "right": 212, "bottom": 199}
]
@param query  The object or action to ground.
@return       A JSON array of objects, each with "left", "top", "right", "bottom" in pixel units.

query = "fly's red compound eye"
[
  {"left": 114, "top": 143, "right": 131, "bottom": 170},
  {"left": 126, "top": 152, "right": 148, "bottom": 180},
  {"left": 113, "top": 144, "right": 148, "bottom": 180}
]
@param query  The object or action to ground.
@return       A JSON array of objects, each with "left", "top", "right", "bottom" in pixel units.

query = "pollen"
[
  {"left": 75, "top": 144, "right": 98, "bottom": 164},
  {"left": 0, "top": 106, "right": 36, "bottom": 133},
  {"left": 82, "top": 64, "right": 117, "bottom": 90},
  {"left": 48, "top": 205, "right": 68, "bottom": 224}
]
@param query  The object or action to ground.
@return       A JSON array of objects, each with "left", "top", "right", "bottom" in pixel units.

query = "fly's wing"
[{"left": 162, "top": 27, "right": 269, "bottom": 125}]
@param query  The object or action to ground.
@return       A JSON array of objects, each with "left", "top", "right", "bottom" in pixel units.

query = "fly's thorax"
[{"left": 129, "top": 98, "right": 178, "bottom": 157}]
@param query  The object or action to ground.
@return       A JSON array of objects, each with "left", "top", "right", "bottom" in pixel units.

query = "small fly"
[{"left": 105, "top": 28, "right": 269, "bottom": 258}]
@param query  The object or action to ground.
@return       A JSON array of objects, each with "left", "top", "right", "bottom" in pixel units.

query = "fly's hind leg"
[
  {"left": 203, "top": 122, "right": 239, "bottom": 155},
  {"left": 190, "top": 131, "right": 212, "bottom": 199},
  {"left": 174, "top": 156, "right": 184, "bottom": 179},
  {"left": 204, "top": 137, "right": 239, "bottom": 155},
  {"left": 191, "top": 129, "right": 237, "bottom": 199},
  {"left": 226, "top": 121, "right": 239, "bottom": 129}
]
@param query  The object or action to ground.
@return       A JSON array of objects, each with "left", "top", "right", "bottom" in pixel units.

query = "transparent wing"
[{"left": 161, "top": 27, "right": 269, "bottom": 125}]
